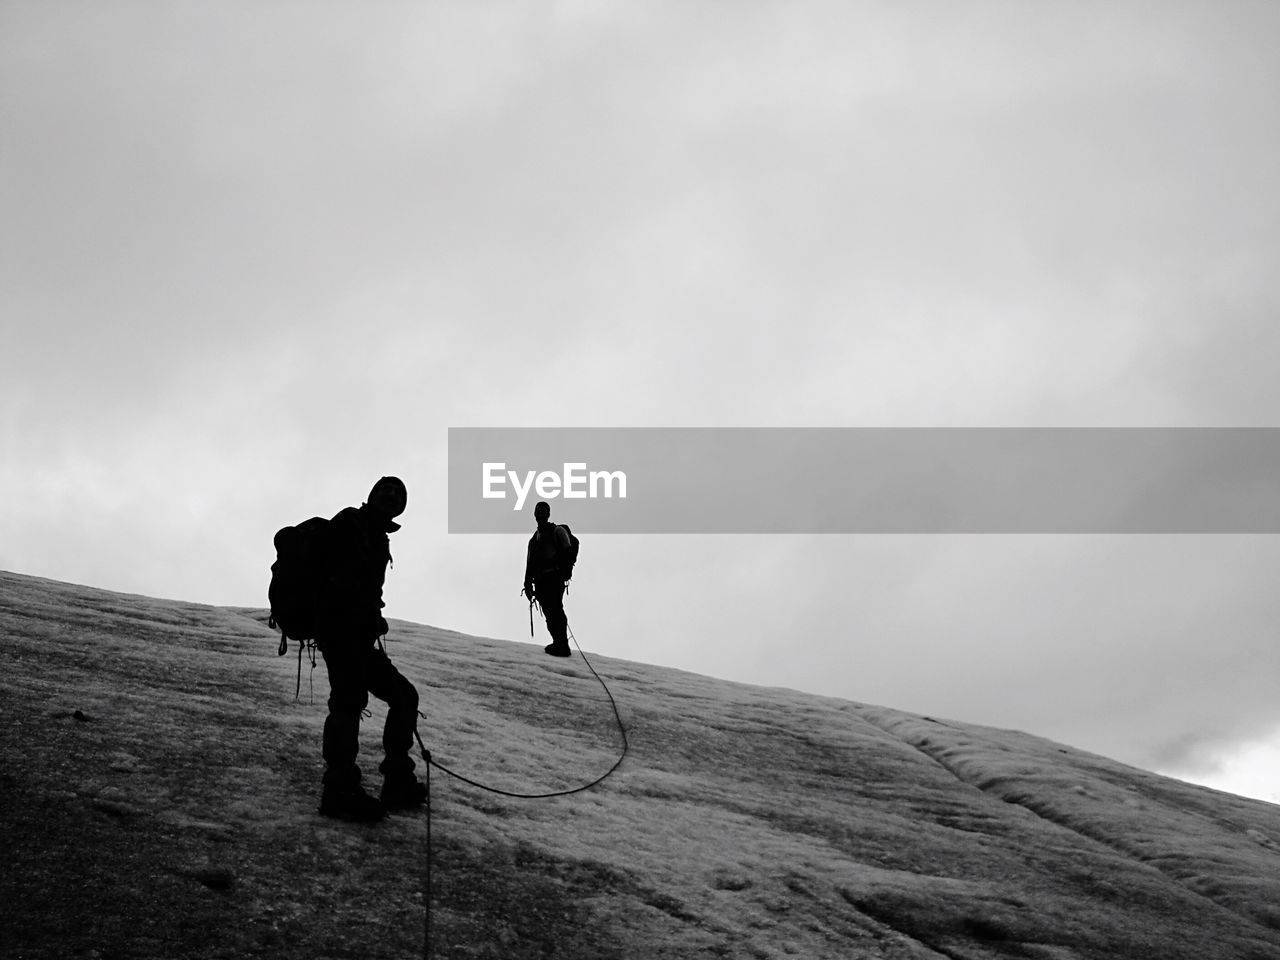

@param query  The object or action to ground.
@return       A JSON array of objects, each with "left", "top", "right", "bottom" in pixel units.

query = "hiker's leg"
[
  {"left": 365, "top": 645, "right": 419, "bottom": 780},
  {"left": 556, "top": 602, "right": 570, "bottom": 645},
  {"left": 318, "top": 637, "right": 369, "bottom": 787},
  {"left": 537, "top": 579, "right": 568, "bottom": 647}
]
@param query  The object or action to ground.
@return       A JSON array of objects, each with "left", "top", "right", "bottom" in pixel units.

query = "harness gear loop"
[{"left": 291, "top": 638, "right": 319, "bottom": 703}]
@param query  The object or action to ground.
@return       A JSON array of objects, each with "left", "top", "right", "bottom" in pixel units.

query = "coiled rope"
[
  {"left": 413, "top": 626, "right": 628, "bottom": 797},
  {"left": 414, "top": 623, "right": 628, "bottom": 958}
]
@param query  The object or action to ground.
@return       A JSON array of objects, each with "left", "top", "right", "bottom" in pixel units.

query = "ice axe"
[{"left": 521, "top": 587, "right": 539, "bottom": 636}]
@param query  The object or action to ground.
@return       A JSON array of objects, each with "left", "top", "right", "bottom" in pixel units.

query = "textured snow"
[{"left": 3, "top": 568, "right": 1279, "bottom": 959}]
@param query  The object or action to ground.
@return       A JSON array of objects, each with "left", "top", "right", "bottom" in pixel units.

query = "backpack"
[
  {"left": 267, "top": 516, "right": 331, "bottom": 657},
  {"left": 558, "top": 524, "right": 581, "bottom": 581}
]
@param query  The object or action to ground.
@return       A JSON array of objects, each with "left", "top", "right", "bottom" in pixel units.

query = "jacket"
[
  {"left": 525, "top": 521, "right": 572, "bottom": 585},
  {"left": 321, "top": 504, "right": 397, "bottom": 637}
]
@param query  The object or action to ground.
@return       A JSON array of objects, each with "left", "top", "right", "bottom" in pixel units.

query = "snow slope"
[{"left": 2, "top": 569, "right": 1278, "bottom": 959}]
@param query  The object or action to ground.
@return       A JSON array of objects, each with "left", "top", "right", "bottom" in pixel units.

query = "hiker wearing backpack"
[
  {"left": 303, "top": 476, "right": 426, "bottom": 822},
  {"left": 522, "top": 500, "right": 578, "bottom": 658}
]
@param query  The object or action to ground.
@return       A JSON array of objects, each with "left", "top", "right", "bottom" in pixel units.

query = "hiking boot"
[
  {"left": 544, "top": 643, "right": 571, "bottom": 658},
  {"left": 319, "top": 783, "right": 385, "bottom": 822},
  {"left": 380, "top": 775, "right": 428, "bottom": 812}
]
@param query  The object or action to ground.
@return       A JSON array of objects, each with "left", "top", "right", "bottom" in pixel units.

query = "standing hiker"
[
  {"left": 523, "top": 500, "right": 577, "bottom": 658},
  {"left": 314, "top": 476, "right": 426, "bottom": 822}
]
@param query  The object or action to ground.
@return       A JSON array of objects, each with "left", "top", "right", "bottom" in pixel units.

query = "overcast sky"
[{"left": 4, "top": 2, "right": 1280, "bottom": 802}]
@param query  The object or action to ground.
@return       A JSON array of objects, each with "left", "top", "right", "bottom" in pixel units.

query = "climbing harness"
[{"left": 293, "top": 631, "right": 390, "bottom": 704}]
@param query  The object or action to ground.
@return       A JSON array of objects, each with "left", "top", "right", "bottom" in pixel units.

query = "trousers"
[
  {"left": 536, "top": 577, "right": 569, "bottom": 647},
  {"left": 316, "top": 635, "right": 419, "bottom": 786}
]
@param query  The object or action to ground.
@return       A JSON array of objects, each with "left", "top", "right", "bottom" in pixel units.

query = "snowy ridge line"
[{"left": 853, "top": 705, "right": 1280, "bottom": 938}]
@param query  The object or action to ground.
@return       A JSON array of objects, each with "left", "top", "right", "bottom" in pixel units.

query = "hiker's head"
[
  {"left": 367, "top": 476, "right": 408, "bottom": 519},
  {"left": 534, "top": 501, "right": 551, "bottom": 524}
]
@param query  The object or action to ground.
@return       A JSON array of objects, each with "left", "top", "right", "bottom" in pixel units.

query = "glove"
[{"left": 522, "top": 583, "right": 535, "bottom": 601}]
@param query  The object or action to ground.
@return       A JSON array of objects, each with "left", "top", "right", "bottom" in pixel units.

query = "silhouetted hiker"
[
  {"left": 523, "top": 500, "right": 576, "bottom": 658},
  {"left": 315, "top": 476, "right": 426, "bottom": 822}
]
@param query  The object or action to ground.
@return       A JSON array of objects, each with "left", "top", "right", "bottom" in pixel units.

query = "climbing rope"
[
  {"left": 413, "top": 625, "right": 628, "bottom": 798},
  {"left": 415, "top": 623, "right": 628, "bottom": 959}
]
